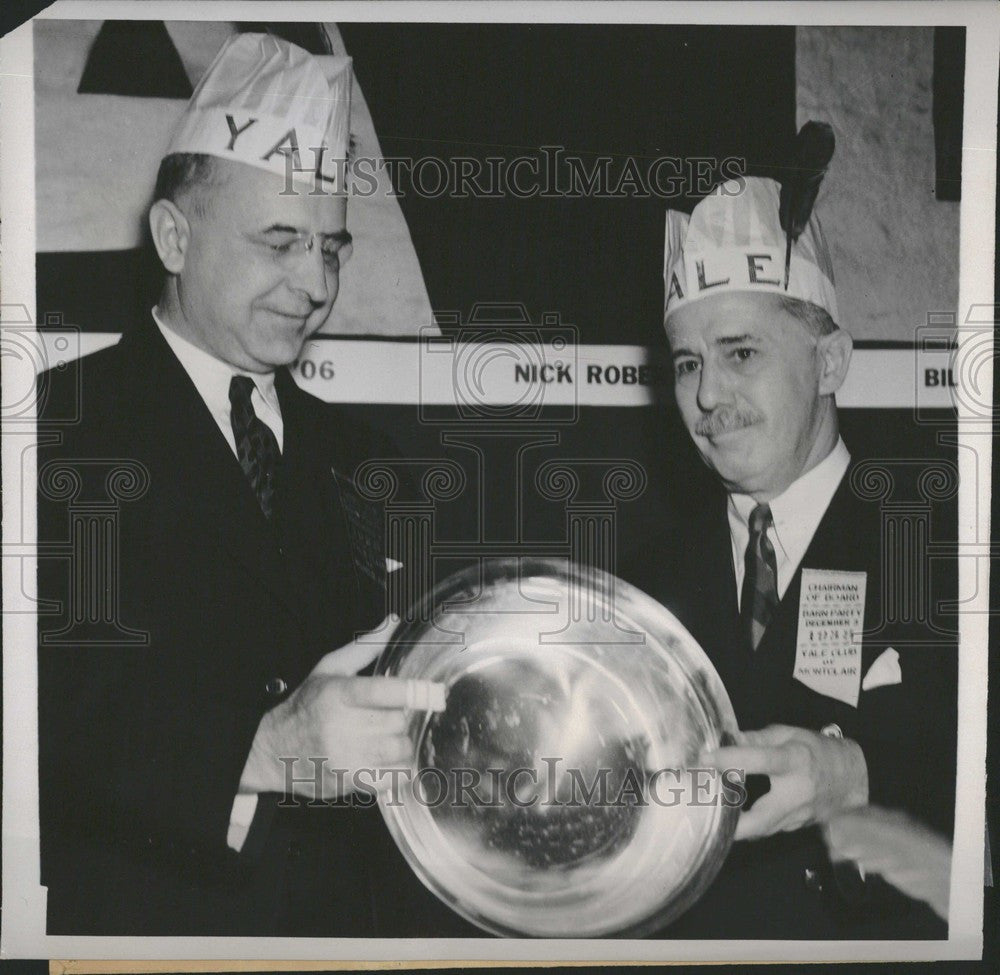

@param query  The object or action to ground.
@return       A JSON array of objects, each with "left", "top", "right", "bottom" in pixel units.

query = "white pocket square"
[
  {"left": 862, "top": 647, "right": 902, "bottom": 691},
  {"left": 386, "top": 558, "right": 404, "bottom": 573}
]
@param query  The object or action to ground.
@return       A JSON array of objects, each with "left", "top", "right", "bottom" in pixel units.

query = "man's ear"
[
  {"left": 817, "top": 327, "right": 853, "bottom": 396},
  {"left": 148, "top": 199, "right": 190, "bottom": 275}
]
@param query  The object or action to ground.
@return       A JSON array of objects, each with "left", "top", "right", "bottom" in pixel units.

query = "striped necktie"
[
  {"left": 229, "top": 375, "right": 280, "bottom": 519},
  {"left": 740, "top": 502, "right": 778, "bottom": 651}
]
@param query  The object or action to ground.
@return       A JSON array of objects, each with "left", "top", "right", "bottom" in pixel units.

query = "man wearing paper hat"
[
  {"left": 639, "top": 145, "right": 956, "bottom": 937},
  {"left": 38, "top": 32, "right": 443, "bottom": 936}
]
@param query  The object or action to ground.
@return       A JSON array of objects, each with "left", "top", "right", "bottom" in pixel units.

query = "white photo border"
[{"left": 2, "top": 0, "right": 995, "bottom": 963}]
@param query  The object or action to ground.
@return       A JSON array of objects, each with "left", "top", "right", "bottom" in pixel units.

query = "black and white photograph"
[{"left": 0, "top": 0, "right": 996, "bottom": 965}]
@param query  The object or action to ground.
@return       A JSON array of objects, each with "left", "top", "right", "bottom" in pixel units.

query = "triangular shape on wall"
[{"left": 78, "top": 21, "right": 193, "bottom": 98}]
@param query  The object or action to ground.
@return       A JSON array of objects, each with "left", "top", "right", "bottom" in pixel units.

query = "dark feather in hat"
[{"left": 779, "top": 121, "right": 835, "bottom": 289}]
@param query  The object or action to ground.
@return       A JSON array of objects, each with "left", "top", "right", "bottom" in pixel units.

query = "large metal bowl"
[{"left": 375, "top": 557, "right": 738, "bottom": 938}]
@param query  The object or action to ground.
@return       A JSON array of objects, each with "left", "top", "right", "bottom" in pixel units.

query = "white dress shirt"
[
  {"left": 728, "top": 438, "right": 851, "bottom": 610},
  {"left": 152, "top": 308, "right": 280, "bottom": 852},
  {"left": 152, "top": 308, "right": 284, "bottom": 453}
]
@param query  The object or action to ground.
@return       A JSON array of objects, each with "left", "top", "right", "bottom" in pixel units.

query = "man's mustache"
[{"left": 694, "top": 407, "right": 761, "bottom": 438}]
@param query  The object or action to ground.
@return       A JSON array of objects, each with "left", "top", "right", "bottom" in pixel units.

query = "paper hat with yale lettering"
[
  {"left": 165, "top": 32, "right": 352, "bottom": 190},
  {"left": 663, "top": 176, "right": 838, "bottom": 323}
]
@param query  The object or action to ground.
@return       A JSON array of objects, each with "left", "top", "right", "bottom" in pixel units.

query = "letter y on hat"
[{"left": 166, "top": 32, "right": 352, "bottom": 191}]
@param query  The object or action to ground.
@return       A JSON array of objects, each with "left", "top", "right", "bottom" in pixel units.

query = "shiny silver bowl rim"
[{"left": 376, "top": 557, "right": 739, "bottom": 938}]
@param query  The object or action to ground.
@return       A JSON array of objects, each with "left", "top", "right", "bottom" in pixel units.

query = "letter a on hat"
[
  {"left": 663, "top": 176, "right": 838, "bottom": 323},
  {"left": 165, "top": 32, "right": 352, "bottom": 191}
]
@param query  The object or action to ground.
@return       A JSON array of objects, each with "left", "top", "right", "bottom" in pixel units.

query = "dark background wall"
[
  {"left": 34, "top": 22, "right": 964, "bottom": 345},
  {"left": 36, "top": 22, "right": 801, "bottom": 343},
  {"left": 338, "top": 23, "right": 796, "bottom": 346}
]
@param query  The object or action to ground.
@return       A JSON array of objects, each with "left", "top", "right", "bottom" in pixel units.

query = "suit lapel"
[
  {"left": 273, "top": 370, "right": 368, "bottom": 644},
  {"left": 749, "top": 466, "right": 885, "bottom": 723},
  {"left": 675, "top": 490, "right": 747, "bottom": 696},
  {"left": 755, "top": 470, "right": 863, "bottom": 659},
  {"left": 672, "top": 462, "right": 898, "bottom": 730},
  {"left": 114, "top": 322, "right": 302, "bottom": 618}
]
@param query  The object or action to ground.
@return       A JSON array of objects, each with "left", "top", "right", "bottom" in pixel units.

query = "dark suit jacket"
[
  {"left": 36, "top": 319, "right": 412, "bottom": 936},
  {"left": 626, "top": 461, "right": 958, "bottom": 939}
]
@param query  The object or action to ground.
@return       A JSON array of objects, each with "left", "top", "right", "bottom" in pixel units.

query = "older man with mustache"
[{"left": 634, "top": 171, "right": 957, "bottom": 939}]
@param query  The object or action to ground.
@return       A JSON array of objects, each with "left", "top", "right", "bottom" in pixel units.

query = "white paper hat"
[
  {"left": 664, "top": 176, "right": 838, "bottom": 323},
  {"left": 165, "top": 32, "right": 352, "bottom": 190}
]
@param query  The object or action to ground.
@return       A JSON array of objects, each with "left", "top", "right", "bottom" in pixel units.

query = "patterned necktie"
[
  {"left": 229, "top": 375, "right": 280, "bottom": 519},
  {"left": 740, "top": 502, "right": 778, "bottom": 651}
]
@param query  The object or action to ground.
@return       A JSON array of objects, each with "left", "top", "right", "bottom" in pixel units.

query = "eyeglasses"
[{"left": 246, "top": 229, "right": 354, "bottom": 271}]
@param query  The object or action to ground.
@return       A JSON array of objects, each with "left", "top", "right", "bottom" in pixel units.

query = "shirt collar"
[
  {"left": 729, "top": 437, "right": 851, "bottom": 567},
  {"left": 151, "top": 307, "right": 280, "bottom": 415}
]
